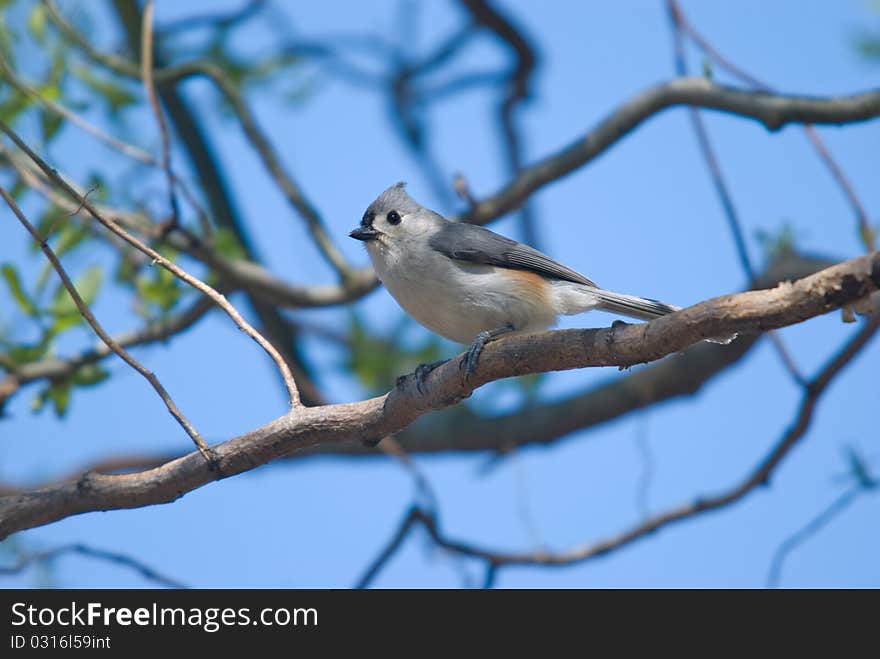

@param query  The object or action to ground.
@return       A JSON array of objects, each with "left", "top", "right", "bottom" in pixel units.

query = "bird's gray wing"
[{"left": 428, "top": 221, "right": 597, "bottom": 287}]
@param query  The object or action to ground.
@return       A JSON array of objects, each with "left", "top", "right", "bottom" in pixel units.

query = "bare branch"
[
  {"left": 0, "top": 120, "right": 302, "bottom": 407},
  {"left": 0, "top": 542, "right": 186, "bottom": 588},
  {"left": 666, "top": 1, "right": 806, "bottom": 387},
  {"left": 189, "top": 64, "right": 354, "bottom": 279},
  {"left": 0, "top": 142, "right": 379, "bottom": 310},
  {"left": 45, "top": 0, "right": 355, "bottom": 279},
  {"left": 453, "top": 78, "right": 880, "bottom": 227},
  {"left": 141, "top": 0, "right": 181, "bottom": 228},
  {"left": 0, "top": 78, "right": 210, "bottom": 235},
  {"left": 0, "top": 184, "right": 212, "bottom": 460},
  {"left": 0, "top": 250, "right": 876, "bottom": 538},
  {"left": 355, "top": 507, "right": 421, "bottom": 588},
  {"left": 0, "top": 53, "right": 153, "bottom": 165},
  {"left": 460, "top": 0, "right": 540, "bottom": 244},
  {"left": 667, "top": 0, "right": 876, "bottom": 252},
  {"left": 766, "top": 482, "right": 875, "bottom": 588}
]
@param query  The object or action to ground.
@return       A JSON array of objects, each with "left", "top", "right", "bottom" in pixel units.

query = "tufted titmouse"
[{"left": 350, "top": 182, "right": 729, "bottom": 380}]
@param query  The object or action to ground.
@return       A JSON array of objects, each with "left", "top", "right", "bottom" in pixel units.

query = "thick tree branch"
[
  {"left": 0, "top": 250, "right": 876, "bottom": 538},
  {"left": 453, "top": 78, "right": 880, "bottom": 226}
]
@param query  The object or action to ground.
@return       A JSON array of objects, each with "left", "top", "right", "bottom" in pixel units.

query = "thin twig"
[
  {"left": 634, "top": 414, "right": 654, "bottom": 519},
  {"left": 482, "top": 562, "right": 498, "bottom": 589},
  {"left": 0, "top": 52, "right": 153, "bottom": 165},
  {"left": 0, "top": 119, "right": 301, "bottom": 407},
  {"left": 377, "top": 436, "right": 438, "bottom": 513},
  {"left": 0, "top": 542, "right": 186, "bottom": 588},
  {"left": 141, "top": 0, "right": 181, "bottom": 228},
  {"left": 766, "top": 482, "right": 875, "bottom": 588},
  {"left": 355, "top": 507, "right": 421, "bottom": 588},
  {"left": 386, "top": 23, "right": 476, "bottom": 208},
  {"left": 666, "top": 0, "right": 806, "bottom": 387},
  {"left": 0, "top": 54, "right": 211, "bottom": 233},
  {"left": 668, "top": 0, "right": 876, "bottom": 252},
  {"left": 0, "top": 184, "right": 212, "bottom": 460},
  {"left": 460, "top": 0, "right": 539, "bottom": 245},
  {"left": 0, "top": 141, "right": 377, "bottom": 310},
  {"left": 44, "top": 0, "right": 351, "bottom": 278}
]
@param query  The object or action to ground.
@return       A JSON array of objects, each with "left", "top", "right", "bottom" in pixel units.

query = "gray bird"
[{"left": 350, "top": 182, "right": 728, "bottom": 382}]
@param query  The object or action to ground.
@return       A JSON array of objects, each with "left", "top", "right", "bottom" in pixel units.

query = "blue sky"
[{"left": 1, "top": 0, "right": 878, "bottom": 587}]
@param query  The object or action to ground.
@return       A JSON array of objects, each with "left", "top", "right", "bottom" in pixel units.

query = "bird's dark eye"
[{"left": 386, "top": 210, "right": 402, "bottom": 225}]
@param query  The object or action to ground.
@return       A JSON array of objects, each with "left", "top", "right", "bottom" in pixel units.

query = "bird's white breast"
[{"left": 367, "top": 239, "right": 557, "bottom": 344}]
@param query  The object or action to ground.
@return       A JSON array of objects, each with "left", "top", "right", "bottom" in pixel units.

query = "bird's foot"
[
  {"left": 460, "top": 325, "right": 515, "bottom": 380},
  {"left": 412, "top": 359, "right": 448, "bottom": 394},
  {"left": 607, "top": 319, "right": 630, "bottom": 345}
]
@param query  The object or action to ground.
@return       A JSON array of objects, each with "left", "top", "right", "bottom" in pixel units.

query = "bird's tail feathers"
[
  {"left": 593, "top": 289, "right": 680, "bottom": 321},
  {"left": 593, "top": 289, "right": 736, "bottom": 345}
]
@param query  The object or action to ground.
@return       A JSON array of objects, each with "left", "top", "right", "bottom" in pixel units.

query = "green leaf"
[
  {"left": 48, "top": 381, "right": 71, "bottom": 417},
  {"left": 70, "top": 363, "right": 109, "bottom": 387},
  {"left": 701, "top": 57, "right": 713, "bottom": 80},
  {"left": 73, "top": 66, "right": 137, "bottom": 114},
  {"left": 0, "top": 89, "right": 31, "bottom": 125},
  {"left": 755, "top": 223, "right": 798, "bottom": 264},
  {"left": 859, "top": 224, "right": 878, "bottom": 252},
  {"left": 1, "top": 263, "right": 37, "bottom": 316},
  {"left": 345, "top": 313, "right": 445, "bottom": 394},
  {"left": 27, "top": 4, "right": 47, "bottom": 43},
  {"left": 33, "top": 381, "right": 71, "bottom": 417},
  {"left": 36, "top": 222, "right": 90, "bottom": 292},
  {"left": 213, "top": 228, "right": 248, "bottom": 260},
  {"left": 0, "top": 10, "right": 17, "bottom": 62},
  {"left": 114, "top": 255, "right": 139, "bottom": 285},
  {"left": 39, "top": 107, "right": 64, "bottom": 142},
  {"left": 34, "top": 206, "right": 68, "bottom": 248},
  {"left": 6, "top": 341, "right": 50, "bottom": 366},
  {"left": 856, "top": 35, "right": 880, "bottom": 60},
  {"left": 29, "top": 363, "right": 108, "bottom": 417},
  {"left": 137, "top": 266, "right": 181, "bottom": 313},
  {"left": 49, "top": 265, "right": 102, "bottom": 332}
]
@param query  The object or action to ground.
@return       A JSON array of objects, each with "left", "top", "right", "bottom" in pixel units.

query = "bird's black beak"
[{"left": 349, "top": 226, "right": 379, "bottom": 241}]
